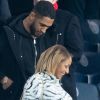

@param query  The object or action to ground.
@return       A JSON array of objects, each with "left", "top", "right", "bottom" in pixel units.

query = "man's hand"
[{"left": 0, "top": 76, "right": 13, "bottom": 90}]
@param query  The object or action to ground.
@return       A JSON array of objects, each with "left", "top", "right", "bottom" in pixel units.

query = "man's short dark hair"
[{"left": 33, "top": 1, "right": 56, "bottom": 19}]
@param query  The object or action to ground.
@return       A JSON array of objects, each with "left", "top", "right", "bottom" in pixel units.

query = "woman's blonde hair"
[{"left": 35, "top": 44, "right": 72, "bottom": 75}]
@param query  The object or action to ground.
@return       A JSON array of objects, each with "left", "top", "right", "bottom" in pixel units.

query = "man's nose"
[{"left": 41, "top": 27, "right": 48, "bottom": 33}]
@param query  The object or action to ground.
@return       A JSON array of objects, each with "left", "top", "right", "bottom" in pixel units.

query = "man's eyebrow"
[{"left": 40, "top": 22, "right": 51, "bottom": 27}]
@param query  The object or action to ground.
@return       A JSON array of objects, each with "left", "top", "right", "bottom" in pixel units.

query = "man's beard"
[
  {"left": 30, "top": 25, "right": 45, "bottom": 38},
  {"left": 30, "top": 25, "right": 37, "bottom": 37}
]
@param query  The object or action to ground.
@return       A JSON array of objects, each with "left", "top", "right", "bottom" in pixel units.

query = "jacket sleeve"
[{"left": 64, "top": 15, "right": 84, "bottom": 59}]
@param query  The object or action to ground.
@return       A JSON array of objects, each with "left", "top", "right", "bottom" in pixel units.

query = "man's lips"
[{"left": 36, "top": 32, "right": 43, "bottom": 36}]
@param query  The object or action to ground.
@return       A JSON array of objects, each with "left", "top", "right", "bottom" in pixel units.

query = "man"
[{"left": 0, "top": 1, "right": 55, "bottom": 100}]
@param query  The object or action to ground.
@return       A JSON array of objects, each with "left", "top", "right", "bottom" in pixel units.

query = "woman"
[{"left": 21, "top": 45, "right": 72, "bottom": 100}]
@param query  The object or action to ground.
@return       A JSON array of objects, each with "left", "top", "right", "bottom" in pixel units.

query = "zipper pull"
[
  {"left": 34, "top": 38, "right": 36, "bottom": 45},
  {"left": 56, "top": 33, "right": 62, "bottom": 44}
]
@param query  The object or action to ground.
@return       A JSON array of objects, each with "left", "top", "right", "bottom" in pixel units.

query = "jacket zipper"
[
  {"left": 56, "top": 33, "right": 62, "bottom": 44},
  {"left": 33, "top": 37, "right": 37, "bottom": 69}
]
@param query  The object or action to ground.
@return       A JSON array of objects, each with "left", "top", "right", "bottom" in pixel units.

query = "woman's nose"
[{"left": 65, "top": 68, "right": 69, "bottom": 74}]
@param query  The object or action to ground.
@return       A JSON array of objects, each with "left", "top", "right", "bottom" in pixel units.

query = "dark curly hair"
[{"left": 33, "top": 1, "right": 56, "bottom": 19}]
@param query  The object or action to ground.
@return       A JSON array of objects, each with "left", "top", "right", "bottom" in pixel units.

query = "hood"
[{"left": 8, "top": 13, "right": 32, "bottom": 38}]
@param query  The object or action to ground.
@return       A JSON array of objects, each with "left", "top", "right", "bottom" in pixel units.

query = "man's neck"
[{"left": 23, "top": 18, "right": 31, "bottom": 33}]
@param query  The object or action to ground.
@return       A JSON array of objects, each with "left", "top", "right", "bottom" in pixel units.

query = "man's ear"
[{"left": 29, "top": 11, "right": 36, "bottom": 21}]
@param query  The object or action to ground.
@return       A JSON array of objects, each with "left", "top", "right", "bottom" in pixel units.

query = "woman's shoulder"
[
  {"left": 22, "top": 73, "right": 44, "bottom": 94},
  {"left": 25, "top": 73, "right": 42, "bottom": 84},
  {"left": 21, "top": 74, "right": 45, "bottom": 99}
]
